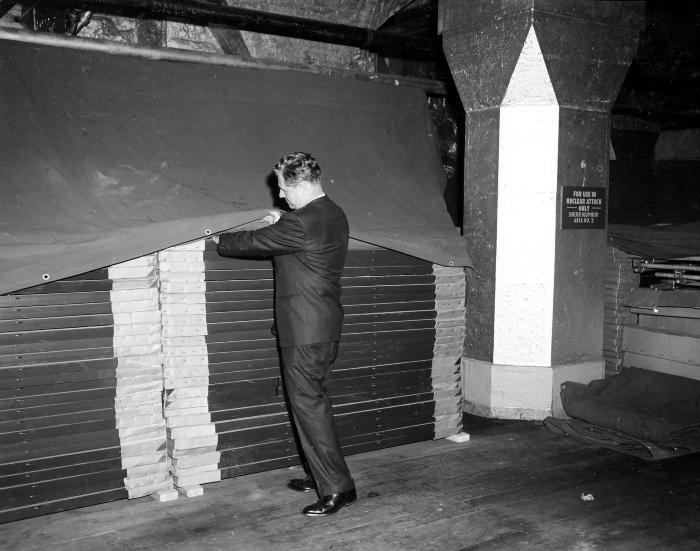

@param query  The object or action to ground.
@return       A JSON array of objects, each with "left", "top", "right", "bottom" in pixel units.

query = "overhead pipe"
[
  {"left": 633, "top": 260, "right": 700, "bottom": 273},
  {"left": 654, "top": 272, "right": 700, "bottom": 286},
  {"left": 39, "top": 0, "right": 439, "bottom": 59},
  {"left": 0, "top": 28, "right": 447, "bottom": 95}
]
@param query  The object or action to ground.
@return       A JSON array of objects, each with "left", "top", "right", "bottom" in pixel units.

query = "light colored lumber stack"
[
  {"left": 432, "top": 265, "right": 466, "bottom": 439},
  {"left": 159, "top": 240, "right": 221, "bottom": 495},
  {"left": 109, "top": 255, "right": 173, "bottom": 499},
  {"left": 603, "top": 245, "right": 640, "bottom": 375}
]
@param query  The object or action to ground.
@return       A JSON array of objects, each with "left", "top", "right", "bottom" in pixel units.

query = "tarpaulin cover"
[
  {"left": 545, "top": 367, "right": 700, "bottom": 460},
  {"left": 608, "top": 222, "right": 700, "bottom": 259},
  {"left": 0, "top": 37, "right": 471, "bottom": 295},
  {"left": 543, "top": 417, "right": 692, "bottom": 461}
]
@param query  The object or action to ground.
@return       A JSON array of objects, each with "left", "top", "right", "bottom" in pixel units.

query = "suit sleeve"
[{"left": 216, "top": 213, "right": 305, "bottom": 257}]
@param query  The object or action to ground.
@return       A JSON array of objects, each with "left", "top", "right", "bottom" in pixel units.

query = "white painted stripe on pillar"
[{"left": 494, "top": 25, "right": 559, "bottom": 367}]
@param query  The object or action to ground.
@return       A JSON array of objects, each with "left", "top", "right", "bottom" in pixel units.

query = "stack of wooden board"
[
  {"left": 622, "top": 288, "right": 700, "bottom": 381},
  {"left": 0, "top": 270, "right": 127, "bottom": 523},
  {"left": 159, "top": 241, "right": 222, "bottom": 495},
  {"left": 432, "top": 265, "right": 466, "bottom": 438},
  {"left": 109, "top": 255, "right": 172, "bottom": 499},
  {"left": 603, "top": 245, "right": 640, "bottom": 375}
]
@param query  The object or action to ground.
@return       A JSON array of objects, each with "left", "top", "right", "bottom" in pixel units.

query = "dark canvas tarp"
[
  {"left": 608, "top": 222, "right": 700, "bottom": 259},
  {"left": 546, "top": 367, "right": 700, "bottom": 460},
  {"left": 543, "top": 417, "right": 691, "bottom": 461},
  {"left": 0, "top": 36, "right": 471, "bottom": 295}
]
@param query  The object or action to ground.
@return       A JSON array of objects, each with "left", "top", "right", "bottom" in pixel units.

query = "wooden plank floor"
[{"left": 2, "top": 415, "right": 699, "bottom": 551}]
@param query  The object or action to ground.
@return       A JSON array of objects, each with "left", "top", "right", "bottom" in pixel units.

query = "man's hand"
[
  {"left": 210, "top": 235, "right": 220, "bottom": 245},
  {"left": 262, "top": 210, "right": 283, "bottom": 226}
]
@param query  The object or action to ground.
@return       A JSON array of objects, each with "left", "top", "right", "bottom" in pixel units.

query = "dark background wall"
[
  {"left": 378, "top": 0, "right": 700, "bottom": 228},
  {"left": 609, "top": 0, "right": 700, "bottom": 226}
]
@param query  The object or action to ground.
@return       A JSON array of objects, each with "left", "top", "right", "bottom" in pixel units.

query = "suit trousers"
[{"left": 280, "top": 342, "right": 354, "bottom": 497}]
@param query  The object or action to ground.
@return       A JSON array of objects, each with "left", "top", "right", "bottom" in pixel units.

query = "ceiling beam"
[
  {"left": 39, "top": 0, "right": 438, "bottom": 59},
  {"left": 0, "top": 0, "right": 16, "bottom": 19},
  {"left": 205, "top": 0, "right": 250, "bottom": 57}
]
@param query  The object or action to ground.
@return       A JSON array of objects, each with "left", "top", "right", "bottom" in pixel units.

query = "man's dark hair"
[{"left": 274, "top": 152, "right": 321, "bottom": 187}]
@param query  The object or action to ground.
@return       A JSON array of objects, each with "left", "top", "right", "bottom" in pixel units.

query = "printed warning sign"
[{"left": 561, "top": 186, "right": 606, "bottom": 229}]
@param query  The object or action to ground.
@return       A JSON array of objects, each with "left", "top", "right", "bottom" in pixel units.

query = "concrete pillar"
[{"left": 439, "top": 0, "right": 644, "bottom": 419}]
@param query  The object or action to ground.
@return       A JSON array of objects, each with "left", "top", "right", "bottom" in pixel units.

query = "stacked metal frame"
[
  {"left": 0, "top": 270, "right": 128, "bottom": 523},
  {"left": 0, "top": 241, "right": 466, "bottom": 521}
]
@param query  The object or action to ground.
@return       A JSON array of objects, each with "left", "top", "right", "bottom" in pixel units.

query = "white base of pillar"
[{"left": 461, "top": 358, "right": 604, "bottom": 420}]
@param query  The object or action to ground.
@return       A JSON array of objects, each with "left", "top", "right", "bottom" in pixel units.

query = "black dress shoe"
[
  {"left": 302, "top": 488, "right": 357, "bottom": 516},
  {"left": 287, "top": 476, "right": 316, "bottom": 492}
]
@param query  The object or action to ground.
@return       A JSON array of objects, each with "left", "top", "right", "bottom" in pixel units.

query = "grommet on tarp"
[
  {"left": 42, "top": 273, "right": 50, "bottom": 281},
  {"left": 204, "top": 228, "right": 212, "bottom": 236},
  {"left": 449, "top": 261, "right": 454, "bottom": 266}
]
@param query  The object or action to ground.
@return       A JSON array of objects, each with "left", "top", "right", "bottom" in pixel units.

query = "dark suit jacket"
[{"left": 217, "top": 195, "right": 349, "bottom": 347}]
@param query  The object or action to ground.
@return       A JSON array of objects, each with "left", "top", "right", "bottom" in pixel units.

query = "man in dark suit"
[{"left": 213, "top": 152, "right": 356, "bottom": 517}]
